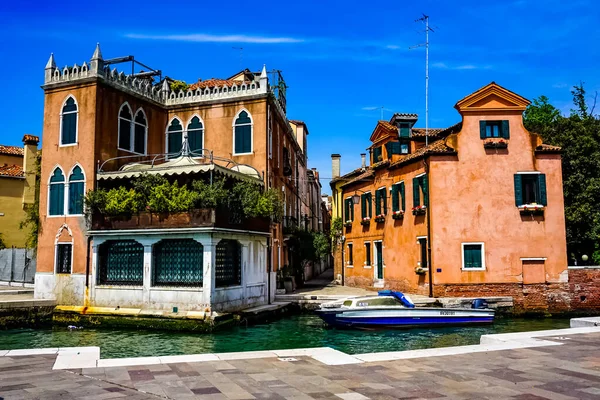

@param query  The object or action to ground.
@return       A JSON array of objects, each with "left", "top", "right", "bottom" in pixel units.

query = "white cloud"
[
  {"left": 456, "top": 64, "right": 477, "bottom": 70},
  {"left": 432, "top": 62, "right": 491, "bottom": 70},
  {"left": 361, "top": 106, "right": 379, "bottom": 111},
  {"left": 432, "top": 62, "right": 448, "bottom": 69},
  {"left": 552, "top": 83, "right": 569, "bottom": 89},
  {"left": 386, "top": 45, "right": 401, "bottom": 50},
  {"left": 124, "top": 33, "right": 304, "bottom": 44}
]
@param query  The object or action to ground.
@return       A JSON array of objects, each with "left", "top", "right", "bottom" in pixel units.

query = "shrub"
[
  {"left": 169, "top": 80, "right": 190, "bottom": 92},
  {"left": 104, "top": 187, "right": 138, "bottom": 215},
  {"left": 148, "top": 181, "right": 197, "bottom": 213},
  {"left": 192, "top": 178, "right": 229, "bottom": 209}
]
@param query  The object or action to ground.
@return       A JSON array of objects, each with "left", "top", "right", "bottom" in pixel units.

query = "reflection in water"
[{"left": 0, "top": 315, "right": 570, "bottom": 358}]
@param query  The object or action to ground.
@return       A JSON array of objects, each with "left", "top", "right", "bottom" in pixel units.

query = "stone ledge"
[{"left": 570, "top": 316, "right": 600, "bottom": 327}]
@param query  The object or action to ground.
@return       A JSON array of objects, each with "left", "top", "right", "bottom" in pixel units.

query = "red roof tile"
[
  {"left": 0, "top": 164, "right": 24, "bottom": 178},
  {"left": 340, "top": 170, "right": 375, "bottom": 188},
  {"left": 535, "top": 144, "right": 562, "bottom": 153},
  {"left": 189, "top": 78, "right": 251, "bottom": 90},
  {"left": 0, "top": 145, "right": 23, "bottom": 156}
]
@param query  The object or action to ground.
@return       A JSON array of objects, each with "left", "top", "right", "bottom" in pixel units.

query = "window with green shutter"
[
  {"left": 347, "top": 243, "right": 353, "bottom": 265},
  {"left": 412, "top": 175, "right": 428, "bottom": 207},
  {"left": 514, "top": 173, "right": 547, "bottom": 206},
  {"left": 399, "top": 123, "right": 411, "bottom": 138},
  {"left": 167, "top": 118, "right": 183, "bottom": 158},
  {"left": 361, "top": 194, "right": 367, "bottom": 218},
  {"left": 375, "top": 188, "right": 386, "bottom": 215},
  {"left": 372, "top": 146, "right": 382, "bottom": 163},
  {"left": 133, "top": 110, "right": 147, "bottom": 154},
  {"left": 391, "top": 184, "right": 399, "bottom": 212},
  {"left": 413, "top": 177, "right": 420, "bottom": 207},
  {"left": 68, "top": 166, "right": 84, "bottom": 215},
  {"left": 61, "top": 97, "right": 78, "bottom": 145},
  {"left": 118, "top": 104, "right": 132, "bottom": 150},
  {"left": 462, "top": 244, "right": 484, "bottom": 270},
  {"left": 400, "top": 181, "right": 406, "bottom": 211},
  {"left": 345, "top": 198, "right": 354, "bottom": 221},
  {"left": 364, "top": 192, "right": 372, "bottom": 217},
  {"left": 98, "top": 240, "right": 144, "bottom": 285},
  {"left": 187, "top": 116, "right": 204, "bottom": 154},
  {"left": 49, "top": 167, "right": 65, "bottom": 216},
  {"left": 480, "top": 120, "right": 510, "bottom": 139},
  {"left": 365, "top": 242, "right": 371, "bottom": 266},
  {"left": 234, "top": 111, "right": 252, "bottom": 154}
]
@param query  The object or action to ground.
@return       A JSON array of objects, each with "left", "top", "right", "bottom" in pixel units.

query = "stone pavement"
[{"left": 2, "top": 330, "right": 600, "bottom": 399}]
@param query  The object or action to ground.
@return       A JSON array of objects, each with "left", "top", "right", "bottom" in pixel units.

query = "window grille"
[
  {"left": 56, "top": 243, "right": 72, "bottom": 274},
  {"left": 98, "top": 240, "right": 144, "bottom": 285},
  {"left": 153, "top": 239, "right": 203, "bottom": 287},
  {"left": 215, "top": 240, "right": 242, "bottom": 287}
]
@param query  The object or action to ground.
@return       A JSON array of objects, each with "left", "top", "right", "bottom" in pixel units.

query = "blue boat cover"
[{"left": 378, "top": 290, "right": 415, "bottom": 308}]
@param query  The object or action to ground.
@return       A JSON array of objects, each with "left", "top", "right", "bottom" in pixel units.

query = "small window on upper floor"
[
  {"left": 391, "top": 182, "right": 406, "bottom": 212},
  {"left": 133, "top": 110, "right": 147, "bottom": 154},
  {"left": 372, "top": 146, "right": 382, "bottom": 163},
  {"left": 68, "top": 166, "right": 85, "bottom": 215},
  {"left": 118, "top": 105, "right": 147, "bottom": 154},
  {"left": 234, "top": 110, "right": 252, "bottom": 155},
  {"left": 480, "top": 120, "right": 509, "bottom": 139},
  {"left": 49, "top": 167, "right": 65, "bottom": 216},
  {"left": 187, "top": 116, "right": 204, "bottom": 155},
  {"left": 375, "top": 187, "right": 387, "bottom": 216},
  {"left": 514, "top": 173, "right": 547, "bottom": 207},
  {"left": 118, "top": 104, "right": 132, "bottom": 151},
  {"left": 60, "top": 97, "right": 78, "bottom": 146},
  {"left": 412, "top": 174, "right": 428, "bottom": 208},
  {"left": 166, "top": 118, "right": 183, "bottom": 158}
]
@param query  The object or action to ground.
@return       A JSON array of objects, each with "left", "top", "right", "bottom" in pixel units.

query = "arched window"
[
  {"left": 133, "top": 109, "right": 147, "bottom": 154},
  {"left": 187, "top": 116, "right": 204, "bottom": 154},
  {"left": 152, "top": 239, "right": 203, "bottom": 287},
  {"left": 60, "top": 97, "right": 78, "bottom": 145},
  {"left": 167, "top": 118, "right": 183, "bottom": 158},
  {"left": 98, "top": 240, "right": 144, "bottom": 285},
  {"left": 118, "top": 104, "right": 132, "bottom": 151},
  {"left": 215, "top": 239, "right": 242, "bottom": 287},
  {"left": 68, "top": 166, "right": 85, "bottom": 215},
  {"left": 233, "top": 110, "right": 252, "bottom": 155},
  {"left": 49, "top": 167, "right": 65, "bottom": 216}
]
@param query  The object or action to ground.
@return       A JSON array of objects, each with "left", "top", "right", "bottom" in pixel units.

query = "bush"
[
  {"left": 192, "top": 178, "right": 229, "bottom": 209},
  {"left": 232, "top": 182, "right": 283, "bottom": 220},
  {"left": 148, "top": 181, "right": 197, "bottom": 213},
  {"left": 169, "top": 80, "right": 190, "bottom": 92},
  {"left": 313, "top": 232, "right": 330, "bottom": 259},
  {"left": 105, "top": 187, "right": 138, "bottom": 215}
]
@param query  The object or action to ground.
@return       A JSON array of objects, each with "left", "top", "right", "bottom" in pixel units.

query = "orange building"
[
  {"left": 334, "top": 83, "right": 568, "bottom": 310},
  {"left": 34, "top": 44, "right": 309, "bottom": 310}
]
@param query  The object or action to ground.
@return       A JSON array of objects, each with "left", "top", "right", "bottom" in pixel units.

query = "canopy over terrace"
[{"left": 96, "top": 148, "right": 262, "bottom": 183}]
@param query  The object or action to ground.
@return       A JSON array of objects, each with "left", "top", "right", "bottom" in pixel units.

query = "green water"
[{"left": 0, "top": 315, "right": 570, "bottom": 358}]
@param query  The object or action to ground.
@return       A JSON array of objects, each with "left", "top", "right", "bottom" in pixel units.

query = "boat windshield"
[{"left": 355, "top": 297, "right": 403, "bottom": 307}]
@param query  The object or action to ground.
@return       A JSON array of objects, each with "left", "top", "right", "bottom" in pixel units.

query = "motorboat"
[{"left": 315, "top": 290, "right": 495, "bottom": 329}]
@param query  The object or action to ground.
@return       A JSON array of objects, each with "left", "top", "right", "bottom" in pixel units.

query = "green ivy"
[{"left": 19, "top": 151, "right": 42, "bottom": 250}]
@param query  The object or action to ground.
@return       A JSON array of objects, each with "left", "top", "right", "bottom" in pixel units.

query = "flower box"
[
  {"left": 519, "top": 204, "right": 545, "bottom": 216},
  {"left": 484, "top": 139, "right": 508, "bottom": 149},
  {"left": 374, "top": 214, "right": 385, "bottom": 223},
  {"left": 392, "top": 210, "right": 405, "bottom": 220},
  {"left": 412, "top": 205, "right": 426, "bottom": 216},
  {"left": 360, "top": 217, "right": 371, "bottom": 226},
  {"left": 344, "top": 220, "right": 353, "bottom": 227}
]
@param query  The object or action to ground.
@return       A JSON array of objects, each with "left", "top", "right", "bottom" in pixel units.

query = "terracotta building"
[
  {"left": 0, "top": 135, "right": 39, "bottom": 248},
  {"left": 35, "top": 44, "right": 311, "bottom": 311},
  {"left": 332, "top": 83, "right": 570, "bottom": 310}
]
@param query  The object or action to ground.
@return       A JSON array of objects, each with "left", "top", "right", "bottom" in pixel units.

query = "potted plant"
[
  {"left": 374, "top": 214, "right": 385, "bottom": 223},
  {"left": 344, "top": 220, "right": 353, "bottom": 227},
  {"left": 519, "top": 203, "right": 545, "bottom": 216},
  {"left": 412, "top": 205, "right": 426, "bottom": 216},
  {"left": 361, "top": 216, "right": 371, "bottom": 226},
  {"left": 392, "top": 210, "right": 404, "bottom": 220}
]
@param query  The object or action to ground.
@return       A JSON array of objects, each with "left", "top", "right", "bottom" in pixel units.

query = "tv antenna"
[{"left": 409, "top": 14, "right": 435, "bottom": 146}]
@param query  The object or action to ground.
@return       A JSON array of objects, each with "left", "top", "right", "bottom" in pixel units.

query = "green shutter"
[
  {"left": 168, "top": 132, "right": 182, "bottom": 157},
  {"left": 421, "top": 175, "right": 429, "bottom": 206},
  {"left": 385, "top": 142, "right": 391, "bottom": 159},
  {"left": 62, "top": 113, "right": 77, "bottom": 145},
  {"left": 382, "top": 189, "right": 387, "bottom": 214},
  {"left": 413, "top": 177, "right": 420, "bottom": 207},
  {"left": 68, "top": 182, "right": 84, "bottom": 214},
  {"left": 243, "top": 125, "right": 252, "bottom": 153},
  {"left": 514, "top": 174, "right": 523, "bottom": 206},
  {"left": 400, "top": 123, "right": 410, "bottom": 138},
  {"left": 538, "top": 174, "right": 547, "bottom": 206},
  {"left": 361, "top": 194, "right": 367, "bottom": 218},
  {"left": 375, "top": 190, "right": 381, "bottom": 215},
  {"left": 50, "top": 183, "right": 64, "bottom": 216},
  {"left": 501, "top": 120, "right": 510, "bottom": 139},
  {"left": 188, "top": 130, "right": 203, "bottom": 153},
  {"left": 352, "top": 198, "right": 355, "bottom": 220},
  {"left": 119, "top": 119, "right": 130, "bottom": 149},
  {"left": 400, "top": 182, "right": 406, "bottom": 211},
  {"left": 366, "top": 193, "right": 372, "bottom": 217},
  {"left": 480, "top": 120, "right": 487, "bottom": 139},
  {"left": 373, "top": 147, "right": 382, "bottom": 163},
  {"left": 391, "top": 185, "right": 399, "bottom": 212}
]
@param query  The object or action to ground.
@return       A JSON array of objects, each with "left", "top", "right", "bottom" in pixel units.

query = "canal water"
[{"left": 0, "top": 315, "right": 570, "bottom": 358}]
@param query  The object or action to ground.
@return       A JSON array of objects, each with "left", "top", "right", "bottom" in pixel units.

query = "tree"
[
  {"left": 524, "top": 86, "right": 600, "bottom": 264},
  {"left": 19, "top": 151, "right": 42, "bottom": 250}
]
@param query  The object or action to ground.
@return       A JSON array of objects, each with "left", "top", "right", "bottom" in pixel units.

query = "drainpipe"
[
  {"left": 424, "top": 156, "right": 433, "bottom": 298},
  {"left": 85, "top": 236, "right": 91, "bottom": 288},
  {"left": 267, "top": 237, "right": 272, "bottom": 304}
]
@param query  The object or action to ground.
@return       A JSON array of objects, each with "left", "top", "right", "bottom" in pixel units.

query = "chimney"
[
  {"left": 22, "top": 135, "right": 39, "bottom": 206},
  {"left": 331, "top": 154, "right": 341, "bottom": 179},
  {"left": 360, "top": 153, "right": 366, "bottom": 170}
]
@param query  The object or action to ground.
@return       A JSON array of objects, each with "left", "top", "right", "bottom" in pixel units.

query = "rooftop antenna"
[
  {"left": 409, "top": 14, "right": 435, "bottom": 146},
  {"left": 232, "top": 47, "right": 243, "bottom": 69}
]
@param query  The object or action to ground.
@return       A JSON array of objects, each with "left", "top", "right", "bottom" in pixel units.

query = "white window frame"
[
  {"left": 165, "top": 116, "right": 184, "bottom": 157},
  {"left": 364, "top": 241, "right": 372, "bottom": 268},
  {"left": 59, "top": 95, "right": 78, "bottom": 147},
  {"left": 47, "top": 165, "right": 66, "bottom": 218},
  {"left": 117, "top": 102, "right": 133, "bottom": 153},
  {"left": 346, "top": 242, "right": 354, "bottom": 268},
  {"left": 232, "top": 108, "right": 253, "bottom": 156},
  {"left": 66, "top": 164, "right": 86, "bottom": 216},
  {"left": 461, "top": 242, "right": 486, "bottom": 271},
  {"left": 132, "top": 108, "right": 148, "bottom": 155},
  {"left": 373, "top": 240, "right": 384, "bottom": 280},
  {"left": 186, "top": 114, "right": 205, "bottom": 157}
]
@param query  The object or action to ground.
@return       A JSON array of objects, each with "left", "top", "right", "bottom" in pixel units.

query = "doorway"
[{"left": 374, "top": 241, "right": 383, "bottom": 281}]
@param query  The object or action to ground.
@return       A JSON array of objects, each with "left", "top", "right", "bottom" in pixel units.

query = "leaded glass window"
[
  {"left": 234, "top": 111, "right": 252, "bottom": 154},
  {"left": 98, "top": 240, "right": 144, "bottom": 285},
  {"left": 118, "top": 104, "right": 132, "bottom": 150},
  {"left": 68, "top": 166, "right": 84, "bottom": 215},
  {"left": 167, "top": 118, "right": 183, "bottom": 158},
  {"left": 187, "top": 116, "right": 204, "bottom": 154},
  {"left": 56, "top": 243, "right": 72, "bottom": 273},
  {"left": 153, "top": 239, "right": 203, "bottom": 287},
  {"left": 61, "top": 97, "right": 78, "bottom": 145},
  {"left": 216, "top": 240, "right": 242, "bottom": 287},
  {"left": 49, "top": 167, "right": 65, "bottom": 216}
]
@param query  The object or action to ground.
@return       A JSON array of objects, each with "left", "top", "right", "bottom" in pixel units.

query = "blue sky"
[{"left": 2, "top": 0, "right": 599, "bottom": 194}]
